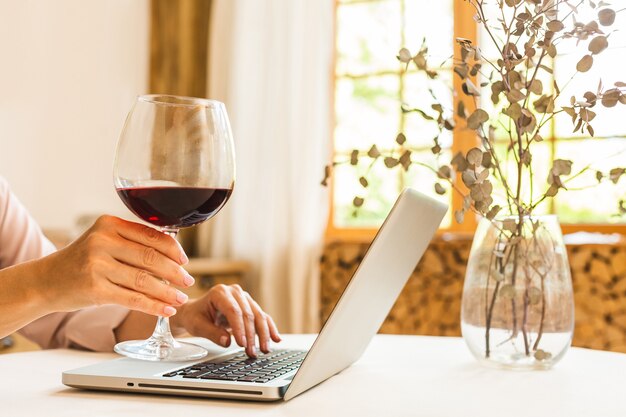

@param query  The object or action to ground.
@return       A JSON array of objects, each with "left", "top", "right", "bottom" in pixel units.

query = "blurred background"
[{"left": 1, "top": 0, "right": 626, "bottom": 352}]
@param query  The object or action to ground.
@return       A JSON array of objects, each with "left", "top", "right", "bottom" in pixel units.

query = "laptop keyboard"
[{"left": 162, "top": 349, "right": 307, "bottom": 383}]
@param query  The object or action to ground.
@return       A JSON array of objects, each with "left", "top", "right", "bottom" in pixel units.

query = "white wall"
[{"left": 0, "top": 0, "right": 149, "bottom": 232}]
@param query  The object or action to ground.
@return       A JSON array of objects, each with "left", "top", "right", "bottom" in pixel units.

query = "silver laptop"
[{"left": 63, "top": 188, "right": 447, "bottom": 401}]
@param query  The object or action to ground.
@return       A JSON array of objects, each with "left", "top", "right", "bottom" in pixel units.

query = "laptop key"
[
  {"left": 254, "top": 378, "right": 271, "bottom": 383},
  {"left": 211, "top": 370, "right": 232, "bottom": 375},
  {"left": 237, "top": 376, "right": 259, "bottom": 382},
  {"left": 182, "top": 370, "right": 211, "bottom": 379},
  {"left": 200, "top": 375, "right": 231, "bottom": 381}
]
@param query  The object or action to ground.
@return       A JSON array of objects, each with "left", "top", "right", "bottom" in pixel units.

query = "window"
[
  {"left": 330, "top": 0, "right": 626, "bottom": 237},
  {"left": 550, "top": 7, "right": 626, "bottom": 228}
]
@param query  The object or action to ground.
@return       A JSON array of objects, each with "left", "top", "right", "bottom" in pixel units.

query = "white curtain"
[{"left": 203, "top": 0, "right": 333, "bottom": 332}]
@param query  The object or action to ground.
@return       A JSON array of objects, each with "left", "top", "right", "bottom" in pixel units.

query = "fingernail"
[
  {"left": 220, "top": 335, "right": 229, "bottom": 347},
  {"left": 163, "top": 306, "right": 177, "bottom": 316},
  {"left": 176, "top": 291, "right": 188, "bottom": 304},
  {"left": 180, "top": 251, "right": 189, "bottom": 265},
  {"left": 241, "top": 335, "right": 247, "bottom": 347},
  {"left": 183, "top": 272, "right": 195, "bottom": 286}
]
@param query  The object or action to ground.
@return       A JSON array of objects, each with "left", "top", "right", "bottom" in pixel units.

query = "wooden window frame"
[{"left": 327, "top": 0, "right": 626, "bottom": 242}]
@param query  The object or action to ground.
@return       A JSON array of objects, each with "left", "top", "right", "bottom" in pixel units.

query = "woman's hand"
[
  {"left": 171, "top": 284, "right": 281, "bottom": 357},
  {"left": 38, "top": 215, "right": 194, "bottom": 317}
]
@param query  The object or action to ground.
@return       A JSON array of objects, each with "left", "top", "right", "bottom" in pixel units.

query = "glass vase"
[{"left": 461, "top": 215, "right": 574, "bottom": 369}]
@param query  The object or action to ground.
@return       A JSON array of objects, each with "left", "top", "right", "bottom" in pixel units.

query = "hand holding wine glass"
[
  {"left": 113, "top": 94, "right": 235, "bottom": 361},
  {"left": 24, "top": 214, "right": 193, "bottom": 318}
]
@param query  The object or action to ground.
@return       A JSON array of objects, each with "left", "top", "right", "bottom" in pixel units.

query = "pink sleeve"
[
  {"left": 0, "top": 176, "right": 131, "bottom": 351},
  {"left": 0, "top": 177, "right": 56, "bottom": 267},
  {"left": 18, "top": 306, "right": 130, "bottom": 351}
]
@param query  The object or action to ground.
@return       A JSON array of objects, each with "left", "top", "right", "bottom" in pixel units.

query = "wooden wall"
[
  {"left": 321, "top": 237, "right": 626, "bottom": 353},
  {"left": 149, "top": 0, "right": 211, "bottom": 97},
  {"left": 149, "top": 0, "right": 213, "bottom": 255}
]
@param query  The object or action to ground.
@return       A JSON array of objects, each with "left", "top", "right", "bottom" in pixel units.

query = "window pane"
[
  {"left": 403, "top": 70, "right": 453, "bottom": 148},
  {"left": 477, "top": 1, "right": 514, "bottom": 60},
  {"left": 335, "top": 75, "right": 401, "bottom": 153},
  {"left": 403, "top": 149, "right": 453, "bottom": 227},
  {"left": 478, "top": 56, "right": 555, "bottom": 143},
  {"left": 554, "top": 48, "right": 626, "bottom": 139},
  {"left": 336, "top": 1, "right": 402, "bottom": 76},
  {"left": 338, "top": 0, "right": 382, "bottom": 4},
  {"left": 556, "top": 9, "right": 626, "bottom": 55},
  {"left": 333, "top": 157, "right": 400, "bottom": 228},
  {"left": 554, "top": 138, "right": 626, "bottom": 224},
  {"left": 404, "top": 0, "right": 454, "bottom": 62},
  {"left": 491, "top": 142, "right": 553, "bottom": 215}
]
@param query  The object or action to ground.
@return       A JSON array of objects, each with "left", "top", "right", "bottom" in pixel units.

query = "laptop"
[{"left": 62, "top": 188, "right": 448, "bottom": 401}]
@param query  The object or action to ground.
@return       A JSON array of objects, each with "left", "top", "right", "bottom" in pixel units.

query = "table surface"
[{"left": 2, "top": 334, "right": 625, "bottom": 417}]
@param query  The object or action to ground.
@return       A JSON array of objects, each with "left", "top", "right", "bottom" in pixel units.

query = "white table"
[{"left": 2, "top": 335, "right": 625, "bottom": 417}]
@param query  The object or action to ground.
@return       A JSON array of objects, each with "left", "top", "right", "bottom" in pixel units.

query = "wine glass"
[{"left": 113, "top": 94, "right": 235, "bottom": 361}]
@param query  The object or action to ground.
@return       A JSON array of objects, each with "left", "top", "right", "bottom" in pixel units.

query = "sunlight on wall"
[{"left": 0, "top": 0, "right": 149, "bottom": 231}]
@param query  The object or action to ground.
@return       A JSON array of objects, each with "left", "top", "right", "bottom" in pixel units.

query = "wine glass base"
[{"left": 114, "top": 337, "right": 208, "bottom": 362}]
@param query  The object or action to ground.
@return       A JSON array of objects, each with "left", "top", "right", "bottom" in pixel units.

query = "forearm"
[{"left": 0, "top": 259, "right": 52, "bottom": 338}]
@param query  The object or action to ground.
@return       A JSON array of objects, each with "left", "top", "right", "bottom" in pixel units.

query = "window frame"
[{"left": 327, "top": 0, "right": 626, "bottom": 241}]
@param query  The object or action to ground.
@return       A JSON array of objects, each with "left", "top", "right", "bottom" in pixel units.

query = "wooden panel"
[
  {"left": 321, "top": 238, "right": 626, "bottom": 353},
  {"left": 149, "top": 0, "right": 212, "bottom": 255},
  {"left": 149, "top": 0, "right": 211, "bottom": 97}
]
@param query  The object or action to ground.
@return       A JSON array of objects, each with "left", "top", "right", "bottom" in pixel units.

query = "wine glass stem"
[
  {"left": 151, "top": 228, "right": 180, "bottom": 343},
  {"left": 156, "top": 314, "right": 171, "bottom": 333}
]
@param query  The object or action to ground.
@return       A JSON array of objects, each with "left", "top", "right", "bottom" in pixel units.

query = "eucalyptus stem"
[
  {"left": 522, "top": 284, "right": 530, "bottom": 356},
  {"left": 509, "top": 232, "right": 520, "bottom": 339},
  {"left": 533, "top": 275, "right": 547, "bottom": 352},
  {"left": 484, "top": 234, "right": 500, "bottom": 358},
  {"left": 485, "top": 248, "right": 504, "bottom": 359}
]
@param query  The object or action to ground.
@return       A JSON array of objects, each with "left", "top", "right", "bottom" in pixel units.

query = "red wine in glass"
[{"left": 117, "top": 186, "right": 233, "bottom": 228}]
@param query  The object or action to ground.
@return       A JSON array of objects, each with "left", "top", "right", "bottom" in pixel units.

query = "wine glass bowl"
[{"left": 113, "top": 94, "right": 235, "bottom": 361}]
